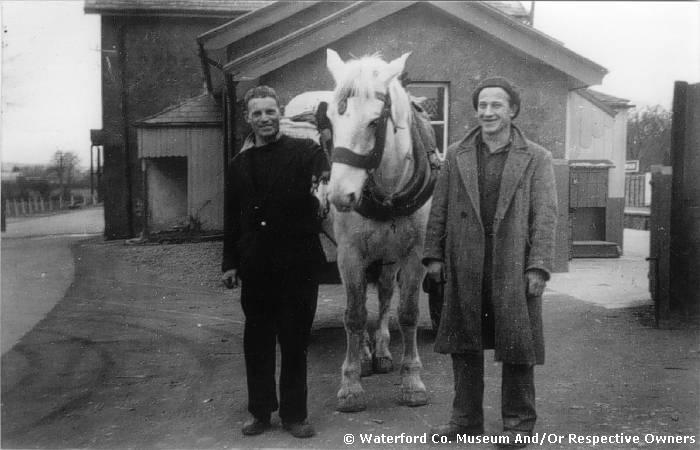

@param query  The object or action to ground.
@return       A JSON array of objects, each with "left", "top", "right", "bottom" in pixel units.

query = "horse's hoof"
[
  {"left": 372, "top": 356, "right": 394, "bottom": 374},
  {"left": 401, "top": 389, "right": 428, "bottom": 407},
  {"left": 337, "top": 393, "right": 367, "bottom": 412},
  {"left": 360, "top": 359, "right": 373, "bottom": 377}
]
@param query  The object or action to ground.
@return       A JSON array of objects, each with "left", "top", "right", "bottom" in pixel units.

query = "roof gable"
[{"left": 199, "top": 1, "right": 606, "bottom": 88}]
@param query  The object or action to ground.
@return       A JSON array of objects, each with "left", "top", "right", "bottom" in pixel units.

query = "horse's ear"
[
  {"left": 383, "top": 52, "right": 411, "bottom": 85},
  {"left": 326, "top": 49, "right": 345, "bottom": 84}
]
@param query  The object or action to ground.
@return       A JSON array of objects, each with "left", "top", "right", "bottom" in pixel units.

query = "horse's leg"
[
  {"left": 373, "top": 265, "right": 397, "bottom": 373},
  {"left": 397, "top": 250, "right": 428, "bottom": 406},
  {"left": 337, "top": 249, "right": 369, "bottom": 412}
]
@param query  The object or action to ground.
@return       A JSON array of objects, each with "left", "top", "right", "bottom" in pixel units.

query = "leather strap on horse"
[
  {"left": 330, "top": 92, "right": 393, "bottom": 171},
  {"left": 355, "top": 102, "right": 441, "bottom": 221}
]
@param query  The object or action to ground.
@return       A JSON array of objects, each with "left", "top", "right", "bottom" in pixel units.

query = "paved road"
[
  {"left": 1, "top": 207, "right": 104, "bottom": 354},
  {"left": 548, "top": 229, "right": 652, "bottom": 309}
]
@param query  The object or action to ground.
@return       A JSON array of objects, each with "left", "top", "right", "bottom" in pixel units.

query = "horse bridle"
[{"left": 330, "top": 92, "right": 394, "bottom": 171}]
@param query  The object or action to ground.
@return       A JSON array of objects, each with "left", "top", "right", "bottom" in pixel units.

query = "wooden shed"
[
  {"left": 567, "top": 89, "right": 633, "bottom": 257},
  {"left": 135, "top": 93, "right": 224, "bottom": 232}
]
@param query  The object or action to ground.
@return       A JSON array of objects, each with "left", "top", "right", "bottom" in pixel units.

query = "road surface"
[{"left": 1, "top": 207, "right": 104, "bottom": 354}]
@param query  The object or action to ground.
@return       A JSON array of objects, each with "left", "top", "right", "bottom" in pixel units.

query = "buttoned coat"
[
  {"left": 423, "top": 126, "right": 557, "bottom": 364},
  {"left": 222, "top": 135, "right": 328, "bottom": 280}
]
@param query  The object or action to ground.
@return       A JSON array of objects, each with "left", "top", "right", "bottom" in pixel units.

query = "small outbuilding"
[
  {"left": 567, "top": 89, "right": 633, "bottom": 257},
  {"left": 135, "top": 93, "right": 224, "bottom": 232}
]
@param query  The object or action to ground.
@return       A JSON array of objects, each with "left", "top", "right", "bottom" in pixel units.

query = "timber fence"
[
  {"left": 625, "top": 173, "right": 650, "bottom": 207},
  {"left": 4, "top": 194, "right": 100, "bottom": 218}
]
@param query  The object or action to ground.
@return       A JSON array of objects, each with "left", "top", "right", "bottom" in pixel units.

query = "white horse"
[{"left": 324, "top": 49, "right": 432, "bottom": 412}]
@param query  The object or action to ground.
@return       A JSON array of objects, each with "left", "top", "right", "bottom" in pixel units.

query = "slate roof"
[
  {"left": 84, "top": 0, "right": 272, "bottom": 17},
  {"left": 135, "top": 93, "right": 222, "bottom": 127}
]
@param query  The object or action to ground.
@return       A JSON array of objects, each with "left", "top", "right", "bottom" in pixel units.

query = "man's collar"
[
  {"left": 476, "top": 129, "right": 512, "bottom": 154},
  {"left": 459, "top": 125, "right": 529, "bottom": 153},
  {"left": 240, "top": 132, "right": 283, "bottom": 152}
]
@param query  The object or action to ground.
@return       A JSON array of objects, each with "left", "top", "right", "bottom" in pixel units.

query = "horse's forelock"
[{"left": 332, "top": 54, "right": 390, "bottom": 107}]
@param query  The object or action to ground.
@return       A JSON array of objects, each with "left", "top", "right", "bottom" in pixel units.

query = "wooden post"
[{"left": 649, "top": 165, "right": 672, "bottom": 326}]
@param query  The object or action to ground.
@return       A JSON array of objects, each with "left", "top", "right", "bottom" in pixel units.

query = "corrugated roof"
[
  {"left": 85, "top": 0, "right": 272, "bottom": 16},
  {"left": 136, "top": 93, "right": 222, "bottom": 127}
]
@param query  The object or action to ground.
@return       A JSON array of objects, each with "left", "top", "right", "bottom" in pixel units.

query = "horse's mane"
[{"left": 332, "top": 54, "right": 412, "bottom": 128}]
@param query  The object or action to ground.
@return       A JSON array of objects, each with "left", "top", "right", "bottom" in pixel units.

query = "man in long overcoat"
[
  {"left": 423, "top": 77, "right": 557, "bottom": 447},
  {"left": 221, "top": 85, "right": 329, "bottom": 439}
]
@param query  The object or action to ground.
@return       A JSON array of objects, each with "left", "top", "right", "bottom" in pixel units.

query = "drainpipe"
[
  {"left": 118, "top": 22, "right": 134, "bottom": 236},
  {"left": 223, "top": 73, "right": 237, "bottom": 240}
]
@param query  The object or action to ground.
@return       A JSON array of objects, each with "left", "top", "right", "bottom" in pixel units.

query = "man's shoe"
[
  {"left": 496, "top": 430, "right": 532, "bottom": 448},
  {"left": 283, "top": 420, "right": 315, "bottom": 438},
  {"left": 429, "top": 423, "right": 483, "bottom": 440},
  {"left": 241, "top": 416, "right": 271, "bottom": 436}
]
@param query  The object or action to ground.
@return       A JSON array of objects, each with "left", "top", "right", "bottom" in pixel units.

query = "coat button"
[
  {"left": 261, "top": 221, "right": 267, "bottom": 227},
  {"left": 461, "top": 212, "right": 468, "bottom": 218}
]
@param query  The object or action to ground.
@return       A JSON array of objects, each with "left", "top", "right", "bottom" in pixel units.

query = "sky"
[{"left": 0, "top": 1, "right": 698, "bottom": 168}]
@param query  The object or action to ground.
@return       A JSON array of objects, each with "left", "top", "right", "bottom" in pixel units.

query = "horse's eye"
[{"left": 368, "top": 119, "right": 378, "bottom": 128}]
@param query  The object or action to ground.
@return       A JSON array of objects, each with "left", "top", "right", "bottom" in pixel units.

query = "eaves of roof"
[
  {"left": 207, "top": 1, "right": 607, "bottom": 87},
  {"left": 84, "top": 0, "right": 272, "bottom": 17},
  {"left": 577, "top": 89, "right": 634, "bottom": 117}
]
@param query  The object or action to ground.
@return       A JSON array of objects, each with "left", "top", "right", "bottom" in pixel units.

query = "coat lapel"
[
  {"left": 455, "top": 144, "right": 482, "bottom": 229},
  {"left": 494, "top": 135, "right": 533, "bottom": 227}
]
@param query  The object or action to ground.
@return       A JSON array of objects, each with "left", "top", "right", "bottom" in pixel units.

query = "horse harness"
[{"left": 322, "top": 90, "right": 441, "bottom": 222}]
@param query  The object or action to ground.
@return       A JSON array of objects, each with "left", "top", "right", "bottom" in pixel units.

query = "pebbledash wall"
[
  {"left": 242, "top": 3, "right": 572, "bottom": 270},
  {"left": 261, "top": 5, "right": 570, "bottom": 159}
]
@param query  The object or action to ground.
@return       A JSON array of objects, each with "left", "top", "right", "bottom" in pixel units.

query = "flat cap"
[{"left": 472, "top": 77, "right": 521, "bottom": 119}]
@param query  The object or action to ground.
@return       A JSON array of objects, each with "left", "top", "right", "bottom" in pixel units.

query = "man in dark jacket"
[
  {"left": 423, "top": 77, "right": 557, "bottom": 448},
  {"left": 221, "top": 85, "right": 329, "bottom": 439}
]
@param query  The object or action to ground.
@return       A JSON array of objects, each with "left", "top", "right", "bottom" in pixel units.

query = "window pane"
[
  {"left": 408, "top": 85, "right": 444, "bottom": 121},
  {"left": 432, "top": 124, "right": 444, "bottom": 151}
]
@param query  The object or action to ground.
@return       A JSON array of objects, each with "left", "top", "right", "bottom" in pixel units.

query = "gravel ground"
[{"left": 107, "top": 240, "right": 226, "bottom": 291}]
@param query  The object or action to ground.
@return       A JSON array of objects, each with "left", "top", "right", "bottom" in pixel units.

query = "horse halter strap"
[{"left": 331, "top": 92, "right": 393, "bottom": 171}]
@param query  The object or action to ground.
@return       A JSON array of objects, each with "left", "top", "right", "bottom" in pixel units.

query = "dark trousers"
[
  {"left": 450, "top": 353, "right": 536, "bottom": 432},
  {"left": 449, "top": 238, "right": 536, "bottom": 432},
  {"left": 240, "top": 267, "right": 318, "bottom": 423}
]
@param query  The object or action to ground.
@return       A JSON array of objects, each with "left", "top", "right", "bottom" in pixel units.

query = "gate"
[{"left": 648, "top": 81, "right": 700, "bottom": 324}]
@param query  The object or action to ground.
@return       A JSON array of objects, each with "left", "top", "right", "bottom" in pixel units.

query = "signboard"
[{"left": 625, "top": 160, "right": 640, "bottom": 173}]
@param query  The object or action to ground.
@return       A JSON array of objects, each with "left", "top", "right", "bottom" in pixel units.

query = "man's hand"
[
  {"left": 525, "top": 270, "right": 546, "bottom": 298},
  {"left": 426, "top": 261, "right": 445, "bottom": 284},
  {"left": 222, "top": 269, "right": 240, "bottom": 289}
]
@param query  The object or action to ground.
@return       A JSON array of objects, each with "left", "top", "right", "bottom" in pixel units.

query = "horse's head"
[{"left": 325, "top": 49, "right": 411, "bottom": 212}]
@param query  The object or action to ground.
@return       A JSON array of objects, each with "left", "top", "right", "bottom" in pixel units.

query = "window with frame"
[{"left": 407, "top": 82, "right": 449, "bottom": 154}]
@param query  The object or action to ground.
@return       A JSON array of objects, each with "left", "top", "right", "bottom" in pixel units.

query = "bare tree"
[
  {"left": 49, "top": 151, "right": 80, "bottom": 198},
  {"left": 627, "top": 105, "right": 672, "bottom": 172}
]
